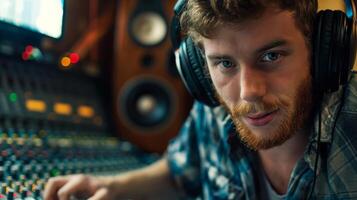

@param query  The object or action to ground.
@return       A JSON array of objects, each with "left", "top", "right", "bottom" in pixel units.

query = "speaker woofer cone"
[{"left": 118, "top": 76, "right": 175, "bottom": 131}]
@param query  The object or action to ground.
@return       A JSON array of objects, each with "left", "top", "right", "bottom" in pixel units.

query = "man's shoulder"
[
  {"left": 336, "top": 72, "right": 357, "bottom": 134},
  {"left": 316, "top": 73, "right": 357, "bottom": 196},
  {"left": 342, "top": 72, "right": 357, "bottom": 113},
  {"left": 334, "top": 72, "right": 357, "bottom": 144}
]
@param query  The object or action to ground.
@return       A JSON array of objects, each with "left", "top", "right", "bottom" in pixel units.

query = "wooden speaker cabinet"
[{"left": 113, "top": 0, "right": 192, "bottom": 153}]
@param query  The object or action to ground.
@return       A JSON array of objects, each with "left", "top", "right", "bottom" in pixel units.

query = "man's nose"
[{"left": 240, "top": 67, "right": 267, "bottom": 102}]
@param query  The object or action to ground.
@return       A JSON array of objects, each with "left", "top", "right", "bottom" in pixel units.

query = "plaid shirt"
[{"left": 167, "top": 73, "right": 357, "bottom": 200}]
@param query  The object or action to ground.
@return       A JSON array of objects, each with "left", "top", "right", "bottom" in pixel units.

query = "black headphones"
[{"left": 171, "top": 0, "right": 357, "bottom": 107}]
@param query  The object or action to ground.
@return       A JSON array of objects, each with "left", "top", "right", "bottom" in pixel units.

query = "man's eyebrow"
[
  {"left": 206, "top": 54, "right": 234, "bottom": 61},
  {"left": 205, "top": 40, "right": 288, "bottom": 60},
  {"left": 255, "top": 40, "right": 288, "bottom": 54}
]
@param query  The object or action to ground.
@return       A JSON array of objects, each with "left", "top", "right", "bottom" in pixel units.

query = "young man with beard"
[{"left": 44, "top": 0, "right": 357, "bottom": 199}]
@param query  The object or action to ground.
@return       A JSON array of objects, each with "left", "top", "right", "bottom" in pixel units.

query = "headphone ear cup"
[
  {"left": 329, "top": 11, "right": 345, "bottom": 92},
  {"left": 330, "top": 10, "right": 355, "bottom": 91},
  {"left": 314, "top": 10, "right": 332, "bottom": 93},
  {"left": 177, "top": 37, "right": 219, "bottom": 106},
  {"left": 314, "top": 9, "right": 355, "bottom": 94}
]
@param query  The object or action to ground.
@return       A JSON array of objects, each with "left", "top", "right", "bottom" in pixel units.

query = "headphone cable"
[
  {"left": 307, "top": 103, "right": 322, "bottom": 200},
  {"left": 307, "top": 80, "right": 349, "bottom": 199}
]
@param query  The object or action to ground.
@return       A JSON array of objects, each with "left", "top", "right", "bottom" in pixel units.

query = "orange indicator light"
[
  {"left": 61, "top": 57, "right": 71, "bottom": 67},
  {"left": 78, "top": 106, "right": 95, "bottom": 118},
  {"left": 26, "top": 99, "right": 46, "bottom": 112},
  {"left": 54, "top": 103, "right": 72, "bottom": 115}
]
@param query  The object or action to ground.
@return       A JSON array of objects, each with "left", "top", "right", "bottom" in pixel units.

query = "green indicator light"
[
  {"left": 9, "top": 92, "right": 17, "bottom": 102},
  {"left": 50, "top": 169, "right": 60, "bottom": 177}
]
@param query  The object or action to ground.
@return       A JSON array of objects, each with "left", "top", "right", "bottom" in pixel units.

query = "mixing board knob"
[
  {"left": 30, "top": 173, "right": 39, "bottom": 181},
  {"left": 6, "top": 188, "right": 14, "bottom": 200},
  {"left": 1, "top": 184, "right": 6, "bottom": 194},
  {"left": 10, "top": 165, "right": 19, "bottom": 180},
  {"left": 20, "top": 188, "right": 27, "bottom": 199},
  {"left": 19, "top": 175, "right": 27, "bottom": 187},
  {"left": 0, "top": 167, "right": 4, "bottom": 181},
  {"left": 6, "top": 177, "right": 13, "bottom": 188},
  {"left": 32, "top": 186, "right": 41, "bottom": 199},
  {"left": 23, "top": 165, "right": 31, "bottom": 179}
]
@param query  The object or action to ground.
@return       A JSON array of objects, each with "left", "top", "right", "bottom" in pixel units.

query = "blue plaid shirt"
[{"left": 167, "top": 73, "right": 357, "bottom": 200}]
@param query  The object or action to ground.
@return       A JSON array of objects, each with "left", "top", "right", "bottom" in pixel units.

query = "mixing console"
[{"left": 0, "top": 57, "right": 158, "bottom": 200}]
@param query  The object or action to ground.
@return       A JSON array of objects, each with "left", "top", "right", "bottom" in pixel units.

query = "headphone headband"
[{"left": 170, "top": 0, "right": 186, "bottom": 50}]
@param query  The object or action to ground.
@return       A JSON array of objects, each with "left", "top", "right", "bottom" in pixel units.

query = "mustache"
[{"left": 232, "top": 99, "right": 286, "bottom": 117}]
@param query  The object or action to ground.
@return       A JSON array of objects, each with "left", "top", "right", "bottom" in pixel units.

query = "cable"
[
  {"left": 307, "top": 105, "right": 322, "bottom": 200},
  {"left": 307, "top": 78, "right": 350, "bottom": 199}
]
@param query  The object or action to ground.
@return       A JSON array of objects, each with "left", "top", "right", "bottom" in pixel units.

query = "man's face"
[{"left": 202, "top": 7, "right": 313, "bottom": 150}]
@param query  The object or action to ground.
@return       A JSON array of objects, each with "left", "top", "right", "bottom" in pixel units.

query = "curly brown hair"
[{"left": 180, "top": 0, "right": 318, "bottom": 48}]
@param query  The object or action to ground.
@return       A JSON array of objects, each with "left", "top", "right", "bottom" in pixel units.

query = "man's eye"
[
  {"left": 217, "top": 59, "right": 234, "bottom": 68},
  {"left": 261, "top": 52, "right": 281, "bottom": 62}
]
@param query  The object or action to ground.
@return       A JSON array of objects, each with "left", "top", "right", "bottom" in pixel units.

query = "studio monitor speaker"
[{"left": 113, "top": 0, "right": 192, "bottom": 153}]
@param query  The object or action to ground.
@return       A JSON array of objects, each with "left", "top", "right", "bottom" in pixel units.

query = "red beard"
[{"left": 219, "top": 77, "right": 313, "bottom": 150}]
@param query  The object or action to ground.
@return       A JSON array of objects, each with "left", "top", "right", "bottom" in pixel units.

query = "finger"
[
  {"left": 88, "top": 188, "right": 109, "bottom": 200},
  {"left": 44, "top": 176, "right": 71, "bottom": 200},
  {"left": 57, "top": 175, "right": 91, "bottom": 200}
]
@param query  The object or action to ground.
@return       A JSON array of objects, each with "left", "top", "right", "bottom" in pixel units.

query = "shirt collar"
[
  {"left": 304, "top": 86, "right": 345, "bottom": 172},
  {"left": 310, "top": 88, "right": 344, "bottom": 144}
]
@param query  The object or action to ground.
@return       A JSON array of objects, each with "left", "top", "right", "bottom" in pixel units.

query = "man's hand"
[
  {"left": 43, "top": 174, "right": 114, "bottom": 200},
  {"left": 43, "top": 158, "right": 181, "bottom": 200}
]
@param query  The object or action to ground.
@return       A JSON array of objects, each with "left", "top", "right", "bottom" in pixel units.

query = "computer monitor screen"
[{"left": 0, "top": 0, "right": 65, "bottom": 39}]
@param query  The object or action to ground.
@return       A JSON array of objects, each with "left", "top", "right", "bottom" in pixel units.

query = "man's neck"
[{"left": 258, "top": 131, "right": 309, "bottom": 195}]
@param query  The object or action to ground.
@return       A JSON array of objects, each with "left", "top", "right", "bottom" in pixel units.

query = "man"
[{"left": 44, "top": 0, "right": 357, "bottom": 199}]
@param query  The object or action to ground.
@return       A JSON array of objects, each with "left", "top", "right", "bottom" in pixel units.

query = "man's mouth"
[{"left": 244, "top": 109, "right": 279, "bottom": 126}]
